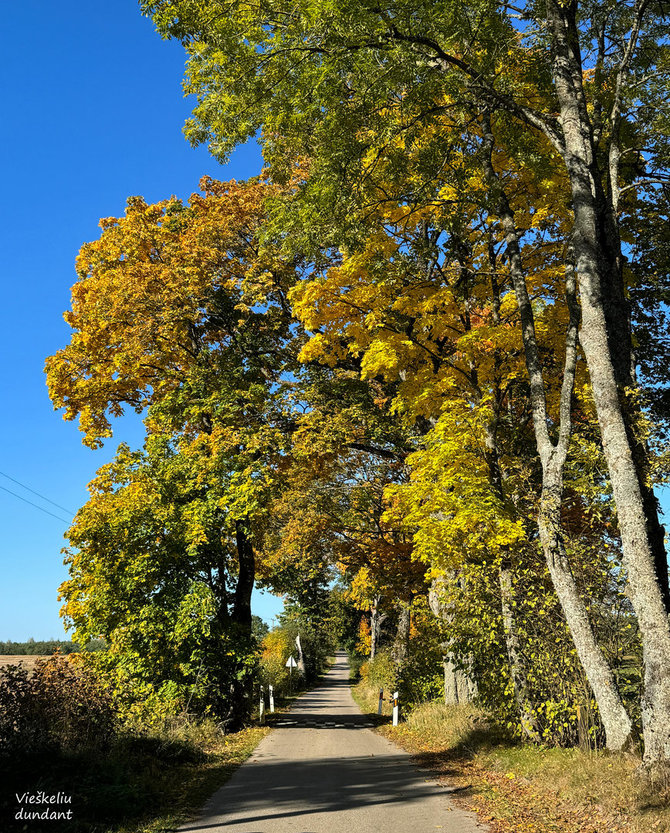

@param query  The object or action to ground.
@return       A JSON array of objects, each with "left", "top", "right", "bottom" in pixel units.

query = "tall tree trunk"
[
  {"left": 233, "top": 519, "right": 255, "bottom": 634},
  {"left": 370, "top": 607, "right": 378, "bottom": 661},
  {"left": 547, "top": 0, "right": 670, "bottom": 762},
  {"left": 392, "top": 603, "right": 411, "bottom": 668},
  {"left": 482, "top": 113, "right": 633, "bottom": 750},
  {"left": 369, "top": 596, "right": 387, "bottom": 661},
  {"left": 447, "top": 658, "right": 474, "bottom": 705},
  {"left": 442, "top": 654, "right": 460, "bottom": 705},
  {"left": 539, "top": 458, "right": 633, "bottom": 751},
  {"left": 221, "top": 518, "right": 256, "bottom": 731}
]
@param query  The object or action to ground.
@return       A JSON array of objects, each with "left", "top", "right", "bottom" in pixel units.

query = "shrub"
[
  {"left": 258, "top": 629, "right": 294, "bottom": 697},
  {"left": 366, "top": 651, "right": 396, "bottom": 691},
  {"left": 348, "top": 652, "right": 367, "bottom": 681},
  {"left": 0, "top": 656, "right": 117, "bottom": 758}
]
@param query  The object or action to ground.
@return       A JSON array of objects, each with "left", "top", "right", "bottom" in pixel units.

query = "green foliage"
[
  {"left": 364, "top": 651, "right": 396, "bottom": 693},
  {"left": 428, "top": 559, "right": 640, "bottom": 747},
  {"left": 398, "top": 621, "right": 445, "bottom": 708},
  {"left": 141, "top": 0, "right": 517, "bottom": 251},
  {"left": 278, "top": 601, "right": 336, "bottom": 683},
  {"left": 328, "top": 585, "right": 362, "bottom": 654},
  {"left": 347, "top": 651, "right": 367, "bottom": 682},
  {"left": 60, "top": 437, "right": 259, "bottom": 723},
  {"left": 252, "top": 616, "right": 270, "bottom": 643}
]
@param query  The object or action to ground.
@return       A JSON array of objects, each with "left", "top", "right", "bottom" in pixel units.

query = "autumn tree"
[
  {"left": 261, "top": 364, "right": 425, "bottom": 667},
  {"left": 47, "top": 177, "right": 302, "bottom": 724},
  {"left": 61, "top": 438, "right": 261, "bottom": 722},
  {"left": 290, "top": 155, "right": 637, "bottom": 746}
]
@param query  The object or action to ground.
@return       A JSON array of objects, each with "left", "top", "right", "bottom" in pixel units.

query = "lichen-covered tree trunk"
[
  {"left": 443, "top": 656, "right": 474, "bottom": 705},
  {"left": 547, "top": 0, "right": 670, "bottom": 762},
  {"left": 442, "top": 654, "right": 459, "bottom": 705},
  {"left": 560, "top": 239, "right": 670, "bottom": 760},
  {"left": 507, "top": 229, "right": 633, "bottom": 750},
  {"left": 369, "top": 597, "right": 387, "bottom": 661},
  {"left": 392, "top": 603, "right": 411, "bottom": 669},
  {"left": 482, "top": 113, "right": 632, "bottom": 751},
  {"left": 539, "top": 462, "right": 633, "bottom": 751}
]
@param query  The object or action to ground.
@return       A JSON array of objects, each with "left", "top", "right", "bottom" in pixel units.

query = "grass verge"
[
  {"left": 118, "top": 722, "right": 271, "bottom": 833},
  {"left": 352, "top": 681, "right": 670, "bottom": 833}
]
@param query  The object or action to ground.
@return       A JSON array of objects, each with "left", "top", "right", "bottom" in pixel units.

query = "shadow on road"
[
  {"left": 178, "top": 751, "right": 468, "bottom": 831},
  {"left": 270, "top": 711, "right": 372, "bottom": 729}
]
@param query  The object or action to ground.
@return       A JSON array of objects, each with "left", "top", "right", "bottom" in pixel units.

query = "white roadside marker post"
[
  {"left": 269, "top": 684, "right": 275, "bottom": 713},
  {"left": 392, "top": 691, "right": 399, "bottom": 727},
  {"left": 259, "top": 685, "right": 265, "bottom": 724},
  {"left": 378, "top": 688, "right": 384, "bottom": 715}
]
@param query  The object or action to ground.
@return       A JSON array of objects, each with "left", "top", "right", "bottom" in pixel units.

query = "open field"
[{"left": 0, "top": 655, "right": 51, "bottom": 670}]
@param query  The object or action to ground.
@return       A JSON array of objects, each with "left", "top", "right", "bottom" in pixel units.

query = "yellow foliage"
[{"left": 356, "top": 618, "right": 372, "bottom": 655}]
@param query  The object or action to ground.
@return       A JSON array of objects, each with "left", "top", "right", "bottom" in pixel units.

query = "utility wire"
[
  {"left": 0, "top": 484, "right": 71, "bottom": 524},
  {"left": 0, "top": 469, "right": 74, "bottom": 516}
]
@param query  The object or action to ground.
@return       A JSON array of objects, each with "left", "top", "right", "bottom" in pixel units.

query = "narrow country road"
[{"left": 180, "top": 652, "right": 487, "bottom": 833}]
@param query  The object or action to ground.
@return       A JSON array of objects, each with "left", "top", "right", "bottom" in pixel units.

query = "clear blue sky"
[
  {"left": 0, "top": 3, "right": 668, "bottom": 642},
  {"left": 0, "top": 0, "right": 283, "bottom": 640}
]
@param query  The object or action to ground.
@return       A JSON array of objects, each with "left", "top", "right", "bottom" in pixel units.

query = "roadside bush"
[
  {"left": 347, "top": 651, "right": 367, "bottom": 681},
  {"left": 259, "top": 629, "right": 293, "bottom": 697},
  {"left": 0, "top": 656, "right": 117, "bottom": 758},
  {"left": 366, "top": 651, "right": 396, "bottom": 692},
  {"left": 397, "top": 607, "right": 445, "bottom": 707},
  {"left": 0, "top": 658, "right": 241, "bottom": 831}
]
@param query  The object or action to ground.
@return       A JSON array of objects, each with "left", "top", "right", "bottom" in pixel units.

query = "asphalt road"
[{"left": 181, "top": 652, "right": 487, "bottom": 833}]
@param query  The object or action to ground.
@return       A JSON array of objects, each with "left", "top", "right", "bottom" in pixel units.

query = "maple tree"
[
  {"left": 61, "top": 438, "right": 259, "bottom": 721},
  {"left": 260, "top": 364, "right": 426, "bottom": 666}
]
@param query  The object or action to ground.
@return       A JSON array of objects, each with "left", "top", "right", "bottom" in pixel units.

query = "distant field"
[{"left": 0, "top": 655, "right": 51, "bottom": 670}]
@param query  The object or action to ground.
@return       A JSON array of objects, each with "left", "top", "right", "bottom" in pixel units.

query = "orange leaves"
[{"left": 46, "top": 177, "right": 280, "bottom": 447}]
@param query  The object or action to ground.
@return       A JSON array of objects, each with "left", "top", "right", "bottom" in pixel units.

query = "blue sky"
[{"left": 0, "top": 1, "right": 283, "bottom": 640}]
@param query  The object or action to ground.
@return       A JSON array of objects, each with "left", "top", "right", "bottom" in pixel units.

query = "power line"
[
  {"left": 0, "top": 483, "right": 71, "bottom": 525},
  {"left": 0, "top": 470, "right": 74, "bottom": 516}
]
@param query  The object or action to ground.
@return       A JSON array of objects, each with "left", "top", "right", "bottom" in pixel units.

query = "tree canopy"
[{"left": 43, "top": 0, "right": 670, "bottom": 766}]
